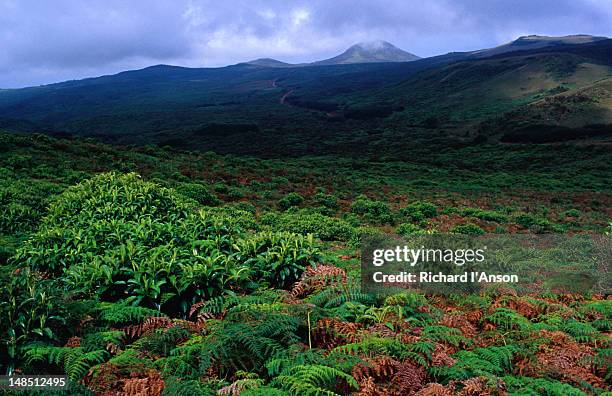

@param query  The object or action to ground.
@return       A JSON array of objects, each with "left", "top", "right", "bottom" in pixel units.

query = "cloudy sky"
[{"left": 1, "top": 0, "right": 611, "bottom": 88}]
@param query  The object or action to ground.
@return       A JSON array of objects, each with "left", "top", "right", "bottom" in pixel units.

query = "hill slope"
[{"left": 0, "top": 39, "right": 610, "bottom": 156}]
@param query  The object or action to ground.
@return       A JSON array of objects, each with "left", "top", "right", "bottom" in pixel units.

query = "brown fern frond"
[
  {"left": 441, "top": 314, "right": 477, "bottom": 338},
  {"left": 352, "top": 357, "right": 398, "bottom": 382},
  {"left": 457, "top": 376, "right": 505, "bottom": 396},
  {"left": 290, "top": 264, "right": 346, "bottom": 298},
  {"left": 354, "top": 376, "right": 390, "bottom": 396},
  {"left": 64, "top": 336, "right": 81, "bottom": 347},
  {"left": 123, "top": 317, "right": 173, "bottom": 338},
  {"left": 389, "top": 360, "right": 426, "bottom": 395},
  {"left": 431, "top": 344, "right": 456, "bottom": 367},
  {"left": 119, "top": 370, "right": 164, "bottom": 396},
  {"left": 415, "top": 383, "right": 454, "bottom": 396},
  {"left": 217, "top": 378, "right": 262, "bottom": 395},
  {"left": 106, "top": 342, "right": 122, "bottom": 355},
  {"left": 189, "top": 301, "right": 206, "bottom": 318},
  {"left": 314, "top": 318, "right": 362, "bottom": 349}
]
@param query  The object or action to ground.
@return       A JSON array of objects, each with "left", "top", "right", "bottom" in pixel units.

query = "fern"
[
  {"left": 562, "top": 319, "right": 601, "bottom": 343},
  {"left": 308, "top": 286, "right": 374, "bottom": 308},
  {"left": 97, "top": 301, "right": 161, "bottom": 325},
  {"left": 166, "top": 309, "right": 301, "bottom": 377},
  {"left": 272, "top": 364, "right": 358, "bottom": 396},
  {"left": 503, "top": 375, "right": 589, "bottom": 396},
  {"left": 421, "top": 325, "right": 465, "bottom": 347},
  {"left": 485, "top": 308, "right": 531, "bottom": 331},
  {"left": 331, "top": 336, "right": 426, "bottom": 365},
  {"left": 241, "top": 387, "right": 290, "bottom": 396},
  {"left": 163, "top": 377, "right": 219, "bottom": 396},
  {"left": 430, "top": 345, "right": 517, "bottom": 381},
  {"left": 25, "top": 346, "right": 107, "bottom": 381}
]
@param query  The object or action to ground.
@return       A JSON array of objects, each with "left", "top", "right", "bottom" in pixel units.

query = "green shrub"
[
  {"left": 214, "top": 183, "right": 229, "bottom": 193},
  {"left": 350, "top": 195, "right": 394, "bottom": 225},
  {"left": 450, "top": 223, "right": 485, "bottom": 235},
  {"left": 261, "top": 211, "right": 354, "bottom": 241},
  {"left": 513, "top": 213, "right": 552, "bottom": 232},
  {"left": 400, "top": 201, "right": 438, "bottom": 222},
  {"left": 396, "top": 223, "right": 426, "bottom": 236},
  {"left": 278, "top": 192, "right": 304, "bottom": 210},
  {"left": 562, "top": 208, "right": 581, "bottom": 218},
  {"left": 349, "top": 226, "right": 386, "bottom": 247},
  {"left": 12, "top": 173, "right": 318, "bottom": 311},
  {"left": 313, "top": 192, "right": 338, "bottom": 210},
  {"left": 235, "top": 232, "right": 321, "bottom": 288},
  {"left": 174, "top": 182, "right": 220, "bottom": 206}
]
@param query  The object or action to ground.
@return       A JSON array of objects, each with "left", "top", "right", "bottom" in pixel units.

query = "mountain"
[
  {"left": 314, "top": 40, "right": 420, "bottom": 65},
  {"left": 471, "top": 34, "right": 608, "bottom": 58},
  {"left": 0, "top": 37, "right": 609, "bottom": 156},
  {"left": 245, "top": 58, "right": 291, "bottom": 67}
]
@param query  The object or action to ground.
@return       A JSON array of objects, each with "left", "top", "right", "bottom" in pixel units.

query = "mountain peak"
[
  {"left": 315, "top": 40, "right": 420, "bottom": 65},
  {"left": 245, "top": 58, "right": 291, "bottom": 67},
  {"left": 352, "top": 40, "right": 395, "bottom": 50}
]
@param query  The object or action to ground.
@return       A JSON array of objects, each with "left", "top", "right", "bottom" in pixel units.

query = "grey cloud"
[{"left": 0, "top": 0, "right": 610, "bottom": 88}]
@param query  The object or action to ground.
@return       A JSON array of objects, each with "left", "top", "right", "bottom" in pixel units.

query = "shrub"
[
  {"left": 313, "top": 192, "right": 338, "bottom": 210},
  {"left": 400, "top": 201, "right": 438, "bottom": 222},
  {"left": 562, "top": 209, "right": 581, "bottom": 218},
  {"left": 450, "top": 223, "right": 485, "bottom": 235},
  {"left": 261, "top": 211, "right": 354, "bottom": 241},
  {"left": 12, "top": 173, "right": 318, "bottom": 311},
  {"left": 396, "top": 223, "right": 426, "bottom": 236},
  {"left": 513, "top": 213, "right": 552, "bottom": 232},
  {"left": 235, "top": 232, "right": 321, "bottom": 288},
  {"left": 349, "top": 226, "right": 386, "bottom": 247},
  {"left": 174, "top": 182, "right": 220, "bottom": 206},
  {"left": 278, "top": 192, "right": 304, "bottom": 210},
  {"left": 350, "top": 195, "right": 394, "bottom": 225}
]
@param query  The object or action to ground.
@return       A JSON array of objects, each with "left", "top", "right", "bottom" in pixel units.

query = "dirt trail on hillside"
[{"left": 280, "top": 89, "right": 294, "bottom": 104}]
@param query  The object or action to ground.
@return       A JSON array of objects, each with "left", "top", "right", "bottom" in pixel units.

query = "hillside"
[{"left": 0, "top": 38, "right": 610, "bottom": 156}]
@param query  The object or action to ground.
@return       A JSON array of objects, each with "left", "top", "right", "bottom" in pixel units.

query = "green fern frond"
[
  {"left": 25, "top": 346, "right": 107, "bottom": 381},
  {"left": 272, "top": 364, "right": 357, "bottom": 396}
]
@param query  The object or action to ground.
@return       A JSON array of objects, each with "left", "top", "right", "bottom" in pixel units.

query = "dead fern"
[
  {"left": 123, "top": 317, "right": 173, "bottom": 338},
  {"left": 290, "top": 264, "right": 346, "bottom": 298},
  {"left": 314, "top": 318, "right": 362, "bottom": 349},
  {"left": 118, "top": 370, "right": 164, "bottom": 396}
]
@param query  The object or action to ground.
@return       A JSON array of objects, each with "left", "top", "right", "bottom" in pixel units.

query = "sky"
[{"left": 1, "top": 0, "right": 611, "bottom": 88}]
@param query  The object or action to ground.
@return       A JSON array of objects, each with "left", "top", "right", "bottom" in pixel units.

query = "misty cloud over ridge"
[{"left": 1, "top": 0, "right": 611, "bottom": 88}]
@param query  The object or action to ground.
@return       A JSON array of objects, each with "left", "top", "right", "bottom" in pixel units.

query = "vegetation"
[
  {"left": 0, "top": 130, "right": 609, "bottom": 395},
  {"left": 0, "top": 33, "right": 610, "bottom": 396}
]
